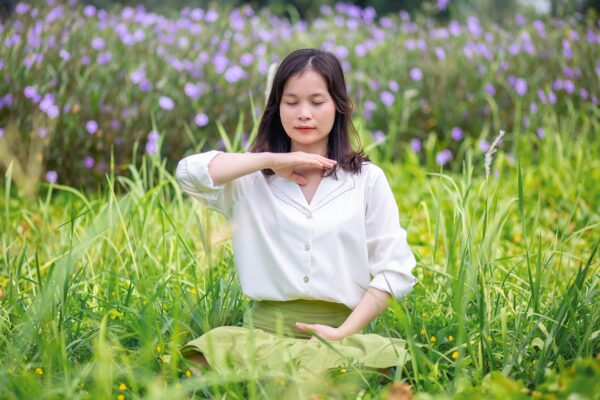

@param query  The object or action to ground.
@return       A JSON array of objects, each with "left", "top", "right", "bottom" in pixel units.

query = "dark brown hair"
[{"left": 250, "top": 48, "right": 369, "bottom": 178}]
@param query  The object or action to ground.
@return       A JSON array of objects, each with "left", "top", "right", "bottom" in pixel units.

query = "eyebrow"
[{"left": 282, "top": 92, "right": 327, "bottom": 98}]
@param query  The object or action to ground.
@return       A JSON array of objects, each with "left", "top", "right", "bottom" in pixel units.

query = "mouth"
[{"left": 295, "top": 127, "right": 315, "bottom": 132}]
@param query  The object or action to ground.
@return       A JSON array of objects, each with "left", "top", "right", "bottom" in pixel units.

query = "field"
[{"left": 1, "top": 1, "right": 600, "bottom": 399}]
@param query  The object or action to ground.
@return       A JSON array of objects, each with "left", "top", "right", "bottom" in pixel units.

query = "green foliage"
[{"left": 1, "top": 99, "right": 598, "bottom": 398}]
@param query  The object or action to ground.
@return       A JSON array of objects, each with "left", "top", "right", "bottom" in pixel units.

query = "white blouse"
[{"left": 175, "top": 150, "right": 417, "bottom": 309}]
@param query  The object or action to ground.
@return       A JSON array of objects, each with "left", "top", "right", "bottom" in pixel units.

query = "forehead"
[{"left": 282, "top": 69, "right": 329, "bottom": 96}]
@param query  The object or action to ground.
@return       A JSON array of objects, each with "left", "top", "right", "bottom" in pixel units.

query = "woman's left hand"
[{"left": 295, "top": 322, "right": 347, "bottom": 341}]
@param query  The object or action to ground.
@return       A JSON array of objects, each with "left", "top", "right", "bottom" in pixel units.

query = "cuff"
[{"left": 370, "top": 271, "right": 416, "bottom": 300}]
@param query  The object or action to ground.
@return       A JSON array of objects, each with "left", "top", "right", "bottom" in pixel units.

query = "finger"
[{"left": 292, "top": 173, "right": 308, "bottom": 186}]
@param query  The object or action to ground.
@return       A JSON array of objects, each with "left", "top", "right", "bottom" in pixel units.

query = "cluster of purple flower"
[{"left": 1, "top": 1, "right": 599, "bottom": 182}]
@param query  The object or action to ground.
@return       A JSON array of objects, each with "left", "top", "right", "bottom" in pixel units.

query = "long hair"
[{"left": 250, "top": 48, "right": 369, "bottom": 178}]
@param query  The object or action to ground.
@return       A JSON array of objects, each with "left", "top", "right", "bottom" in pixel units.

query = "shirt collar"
[{"left": 268, "top": 168, "right": 356, "bottom": 212}]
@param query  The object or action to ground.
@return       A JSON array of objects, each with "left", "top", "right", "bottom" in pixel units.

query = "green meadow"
[{"left": 1, "top": 105, "right": 599, "bottom": 398}]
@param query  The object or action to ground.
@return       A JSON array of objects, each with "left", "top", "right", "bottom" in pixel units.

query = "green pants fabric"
[{"left": 182, "top": 299, "right": 408, "bottom": 376}]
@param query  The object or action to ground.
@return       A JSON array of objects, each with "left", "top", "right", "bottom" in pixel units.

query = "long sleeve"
[
  {"left": 175, "top": 150, "right": 238, "bottom": 218},
  {"left": 365, "top": 167, "right": 417, "bottom": 300}
]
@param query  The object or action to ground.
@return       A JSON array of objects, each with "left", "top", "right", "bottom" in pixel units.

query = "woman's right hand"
[{"left": 269, "top": 152, "right": 337, "bottom": 186}]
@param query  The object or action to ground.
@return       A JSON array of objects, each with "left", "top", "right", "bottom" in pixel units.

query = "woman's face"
[{"left": 279, "top": 69, "right": 336, "bottom": 155}]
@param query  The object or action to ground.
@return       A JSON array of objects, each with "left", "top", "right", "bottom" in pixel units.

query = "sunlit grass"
[{"left": 0, "top": 106, "right": 598, "bottom": 398}]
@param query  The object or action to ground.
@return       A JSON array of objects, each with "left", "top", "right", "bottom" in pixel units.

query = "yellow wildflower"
[
  {"left": 448, "top": 336, "right": 454, "bottom": 342},
  {"left": 117, "top": 395, "right": 125, "bottom": 400},
  {"left": 430, "top": 336, "right": 436, "bottom": 343},
  {"left": 185, "top": 370, "right": 192, "bottom": 378},
  {"left": 155, "top": 345, "right": 161, "bottom": 353},
  {"left": 35, "top": 367, "right": 43, "bottom": 375},
  {"left": 119, "top": 383, "right": 127, "bottom": 391},
  {"left": 452, "top": 352, "right": 459, "bottom": 359}
]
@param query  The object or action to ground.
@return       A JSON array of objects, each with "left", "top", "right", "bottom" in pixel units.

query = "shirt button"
[
  {"left": 303, "top": 276, "right": 309, "bottom": 283},
  {"left": 304, "top": 244, "right": 311, "bottom": 251}
]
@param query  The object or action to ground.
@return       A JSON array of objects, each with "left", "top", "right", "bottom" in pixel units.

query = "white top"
[{"left": 175, "top": 150, "right": 417, "bottom": 309}]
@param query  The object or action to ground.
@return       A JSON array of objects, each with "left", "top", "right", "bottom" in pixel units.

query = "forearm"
[
  {"left": 337, "top": 287, "right": 391, "bottom": 337},
  {"left": 208, "top": 152, "right": 273, "bottom": 185}
]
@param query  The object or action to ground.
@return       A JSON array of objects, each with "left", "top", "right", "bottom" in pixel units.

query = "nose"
[{"left": 298, "top": 104, "right": 312, "bottom": 120}]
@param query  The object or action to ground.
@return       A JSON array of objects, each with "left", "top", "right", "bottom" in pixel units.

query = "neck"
[{"left": 290, "top": 142, "right": 328, "bottom": 157}]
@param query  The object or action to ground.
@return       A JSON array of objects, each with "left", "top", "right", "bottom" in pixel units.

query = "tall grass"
[{"left": 0, "top": 105, "right": 598, "bottom": 398}]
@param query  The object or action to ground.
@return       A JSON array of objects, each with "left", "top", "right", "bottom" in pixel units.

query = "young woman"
[{"left": 175, "top": 48, "right": 417, "bottom": 376}]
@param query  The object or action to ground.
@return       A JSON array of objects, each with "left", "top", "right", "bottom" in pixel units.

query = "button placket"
[{"left": 303, "top": 210, "right": 313, "bottom": 285}]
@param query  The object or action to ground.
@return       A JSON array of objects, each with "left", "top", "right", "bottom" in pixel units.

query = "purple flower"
[
  {"left": 97, "top": 52, "right": 112, "bottom": 65},
  {"left": 536, "top": 128, "right": 545, "bottom": 139},
  {"left": 437, "top": 0, "right": 449, "bottom": 11},
  {"left": 139, "top": 79, "right": 152, "bottom": 92},
  {"left": 467, "top": 16, "right": 482, "bottom": 36},
  {"left": 580, "top": 88, "right": 589, "bottom": 99},
  {"left": 16, "top": 3, "right": 30, "bottom": 14},
  {"left": 435, "top": 149, "right": 453, "bottom": 166},
  {"left": 479, "top": 139, "right": 490, "bottom": 152},
  {"left": 364, "top": 101, "right": 376, "bottom": 112},
  {"left": 91, "top": 37, "right": 105, "bottom": 51},
  {"left": 158, "top": 96, "right": 174, "bottom": 110},
  {"left": 380, "top": 91, "right": 395, "bottom": 107},
  {"left": 83, "top": 156, "right": 95, "bottom": 169},
  {"left": 145, "top": 130, "right": 160, "bottom": 155},
  {"left": 194, "top": 113, "right": 209, "bottom": 127},
  {"left": 213, "top": 53, "right": 229, "bottom": 74},
  {"left": 38, "top": 128, "right": 48, "bottom": 138},
  {"left": 451, "top": 127, "right": 463, "bottom": 141},
  {"left": 45, "top": 170, "right": 58, "bottom": 183},
  {"left": 205, "top": 9, "right": 219, "bottom": 23},
  {"left": 530, "top": 102, "right": 538, "bottom": 114},
  {"left": 514, "top": 78, "right": 527, "bottom": 96},
  {"left": 354, "top": 43, "right": 367, "bottom": 57},
  {"left": 80, "top": 55, "right": 91, "bottom": 65},
  {"left": 372, "top": 130, "right": 385, "bottom": 143},
  {"left": 130, "top": 68, "right": 145, "bottom": 84},
  {"left": 0, "top": 127, "right": 4, "bottom": 137},
  {"left": 485, "top": 83, "right": 496, "bottom": 96},
  {"left": 411, "top": 138, "right": 422, "bottom": 152},
  {"left": 240, "top": 53, "right": 254, "bottom": 66},
  {"left": 224, "top": 65, "right": 247, "bottom": 83},
  {"left": 548, "top": 91, "right": 557, "bottom": 104},
  {"left": 86, "top": 120, "right": 98, "bottom": 134},
  {"left": 434, "top": 47, "right": 446, "bottom": 60},
  {"left": 83, "top": 5, "right": 96, "bottom": 17},
  {"left": 388, "top": 80, "right": 399, "bottom": 92},
  {"left": 515, "top": 14, "right": 526, "bottom": 26},
  {"left": 410, "top": 67, "right": 423, "bottom": 82},
  {"left": 537, "top": 89, "right": 547, "bottom": 104},
  {"left": 184, "top": 83, "right": 202, "bottom": 100},
  {"left": 59, "top": 49, "right": 70, "bottom": 61},
  {"left": 563, "top": 80, "right": 575, "bottom": 94}
]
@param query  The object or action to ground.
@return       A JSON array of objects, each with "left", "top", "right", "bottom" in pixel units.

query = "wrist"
[
  {"left": 336, "top": 323, "right": 358, "bottom": 338},
  {"left": 260, "top": 152, "right": 274, "bottom": 170}
]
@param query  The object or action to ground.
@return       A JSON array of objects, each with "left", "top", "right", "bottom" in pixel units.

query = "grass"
[{"left": 0, "top": 106, "right": 599, "bottom": 399}]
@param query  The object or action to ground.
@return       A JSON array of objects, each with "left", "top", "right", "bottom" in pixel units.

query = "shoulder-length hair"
[{"left": 250, "top": 48, "right": 369, "bottom": 178}]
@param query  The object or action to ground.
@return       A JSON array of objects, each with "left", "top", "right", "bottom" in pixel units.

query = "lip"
[{"left": 295, "top": 127, "right": 315, "bottom": 131}]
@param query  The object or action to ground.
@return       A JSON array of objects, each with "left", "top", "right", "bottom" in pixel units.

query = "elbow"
[{"left": 175, "top": 158, "right": 188, "bottom": 186}]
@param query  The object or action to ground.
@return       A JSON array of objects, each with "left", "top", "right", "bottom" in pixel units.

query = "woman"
[{"left": 175, "top": 48, "right": 417, "bottom": 376}]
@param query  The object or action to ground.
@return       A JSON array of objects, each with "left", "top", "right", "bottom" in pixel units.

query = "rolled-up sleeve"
[
  {"left": 365, "top": 167, "right": 417, "bottom": 300},
  {"left": 175, "top": 150, "right": 235, "bottom": 218}
]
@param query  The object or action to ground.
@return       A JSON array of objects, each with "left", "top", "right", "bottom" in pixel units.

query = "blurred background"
[{"left": 0, "top": 0, "right": 599, "bottom": 194}]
